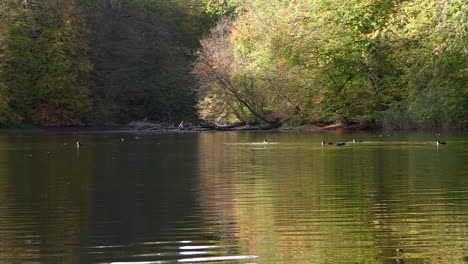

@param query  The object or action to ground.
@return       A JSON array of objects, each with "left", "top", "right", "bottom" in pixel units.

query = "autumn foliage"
[{"left": 192, "top": 0, "right": 467, "bottom": 128}]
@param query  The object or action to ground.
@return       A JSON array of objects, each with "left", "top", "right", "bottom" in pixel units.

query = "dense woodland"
[
  {"left": 0, "top": 0, "right": 209, "bottom": 126},
  {"left": 0, "top": 0, "right": 466, "bottom": 129}
]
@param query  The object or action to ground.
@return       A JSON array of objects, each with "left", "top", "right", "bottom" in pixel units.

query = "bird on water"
[
  {"left": 76, "top": 141, "right": 84, "bottom": 148},
  {"left": 436, "top": 140, "right": 447, "bottom": 146}
]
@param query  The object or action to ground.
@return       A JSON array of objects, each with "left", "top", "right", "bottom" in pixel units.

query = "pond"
[{"left": 0, "top": 130, "right": 467, "bottom": 264}]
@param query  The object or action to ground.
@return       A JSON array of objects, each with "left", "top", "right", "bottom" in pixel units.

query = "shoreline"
[{"left": 1, "top": 122, "right": 466, "bottom": 134}]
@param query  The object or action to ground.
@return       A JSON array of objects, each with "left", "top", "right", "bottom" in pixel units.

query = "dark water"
[{"left": 0, "top": 131, "right": 467, "bottom": 264}]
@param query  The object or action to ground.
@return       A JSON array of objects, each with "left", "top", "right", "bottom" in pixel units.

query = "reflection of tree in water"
[
  {"left": 195, "top": 132, "right": 468, "bottom": 263},
  {"left": 91, "top": 135, "right": 199, "bottom": 243},
  {"left": 0, "top": 133, "right": 93, "bottom": 263}
]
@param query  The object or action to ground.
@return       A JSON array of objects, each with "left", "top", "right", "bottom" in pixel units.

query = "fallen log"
[
  {"left": 127, "top": 120, "right": 278, "bottom": 132},
  {"left": 199, "top": 122, "right": 246, "bottom": 130}
]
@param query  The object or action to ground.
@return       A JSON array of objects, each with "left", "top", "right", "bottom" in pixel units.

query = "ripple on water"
[
  {"left": 86, "top": 239, "right": 258, "bottom": 264},
  {"left": 0, "top": 132, "right": 467, "bottom": 264}
]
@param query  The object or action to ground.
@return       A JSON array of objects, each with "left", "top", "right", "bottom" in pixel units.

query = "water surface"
[{"left": 0, "top": 131, "right": 467, "bottom": 263}]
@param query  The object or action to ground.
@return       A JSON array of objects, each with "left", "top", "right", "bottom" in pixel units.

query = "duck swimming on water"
[
  {"left": 76, "top": 141, "right": 84, "bottom": 148},
  {"left": 436, "top": 140, "right": 447, "bottom": 146}
]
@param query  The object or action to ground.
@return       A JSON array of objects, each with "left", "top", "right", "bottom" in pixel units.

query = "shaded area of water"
[{"left": 0, "top": 131, "right": 467, "bottom": 263}]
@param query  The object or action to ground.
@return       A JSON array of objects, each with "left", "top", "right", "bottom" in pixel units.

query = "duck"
[
  {"left": 76, "top": 141, "right": 84, "bottom": 148},
  {"left": 321, "top": 141, "right": 334, "bottom": 146},
  {"left": 335, "top": 143, "right": 346, "bottom": 146},
  {"left": 436, "top": 140, "right": 447, "bottom": 146}
]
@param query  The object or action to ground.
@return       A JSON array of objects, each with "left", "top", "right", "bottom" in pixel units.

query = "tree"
[
  {"left": 0, "top": 0, "right": 93, "bottom": 126},
  {"left": 193, "top": 19, "right": 280, "bottom": 125},
  {"left": 81, "top": 0, "right": 202, "bottom": 124},
  {"left": 0, "top": 2, "right": 13, "bottom": 124},
  {"left": 193, "top": 0, "right": 466, "bottom": 128},
  {"left": 388, "top": 0, "right": 467, "bottom": 127}
]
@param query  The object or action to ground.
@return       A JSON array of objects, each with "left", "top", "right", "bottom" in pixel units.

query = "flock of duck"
[
  {"left": 76, "top": 137, "right": 127, "bottom": 148},
  {"left": 321, "top": 139, "right": 447, "bottom": 146},
  {"left": 321, "top": 139, "right": 364, "bottom": 146},
  {"left": 76, "top": 136, "right": 448, "bottom": 149}
]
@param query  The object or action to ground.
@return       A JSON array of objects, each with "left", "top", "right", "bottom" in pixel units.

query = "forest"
[{"left": 0, "top": 0, "right": 466, "bottom": 129}]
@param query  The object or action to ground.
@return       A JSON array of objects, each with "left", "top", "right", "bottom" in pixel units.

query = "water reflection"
[
  {"left": 195, "top": 132, "right": 468, "bottom": 263},
  {"left": 0, "top": 133, "right": 94, "bottom": 264},
  {"left": 0, "top": 131, "right": 466, "bottom": 263}
]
